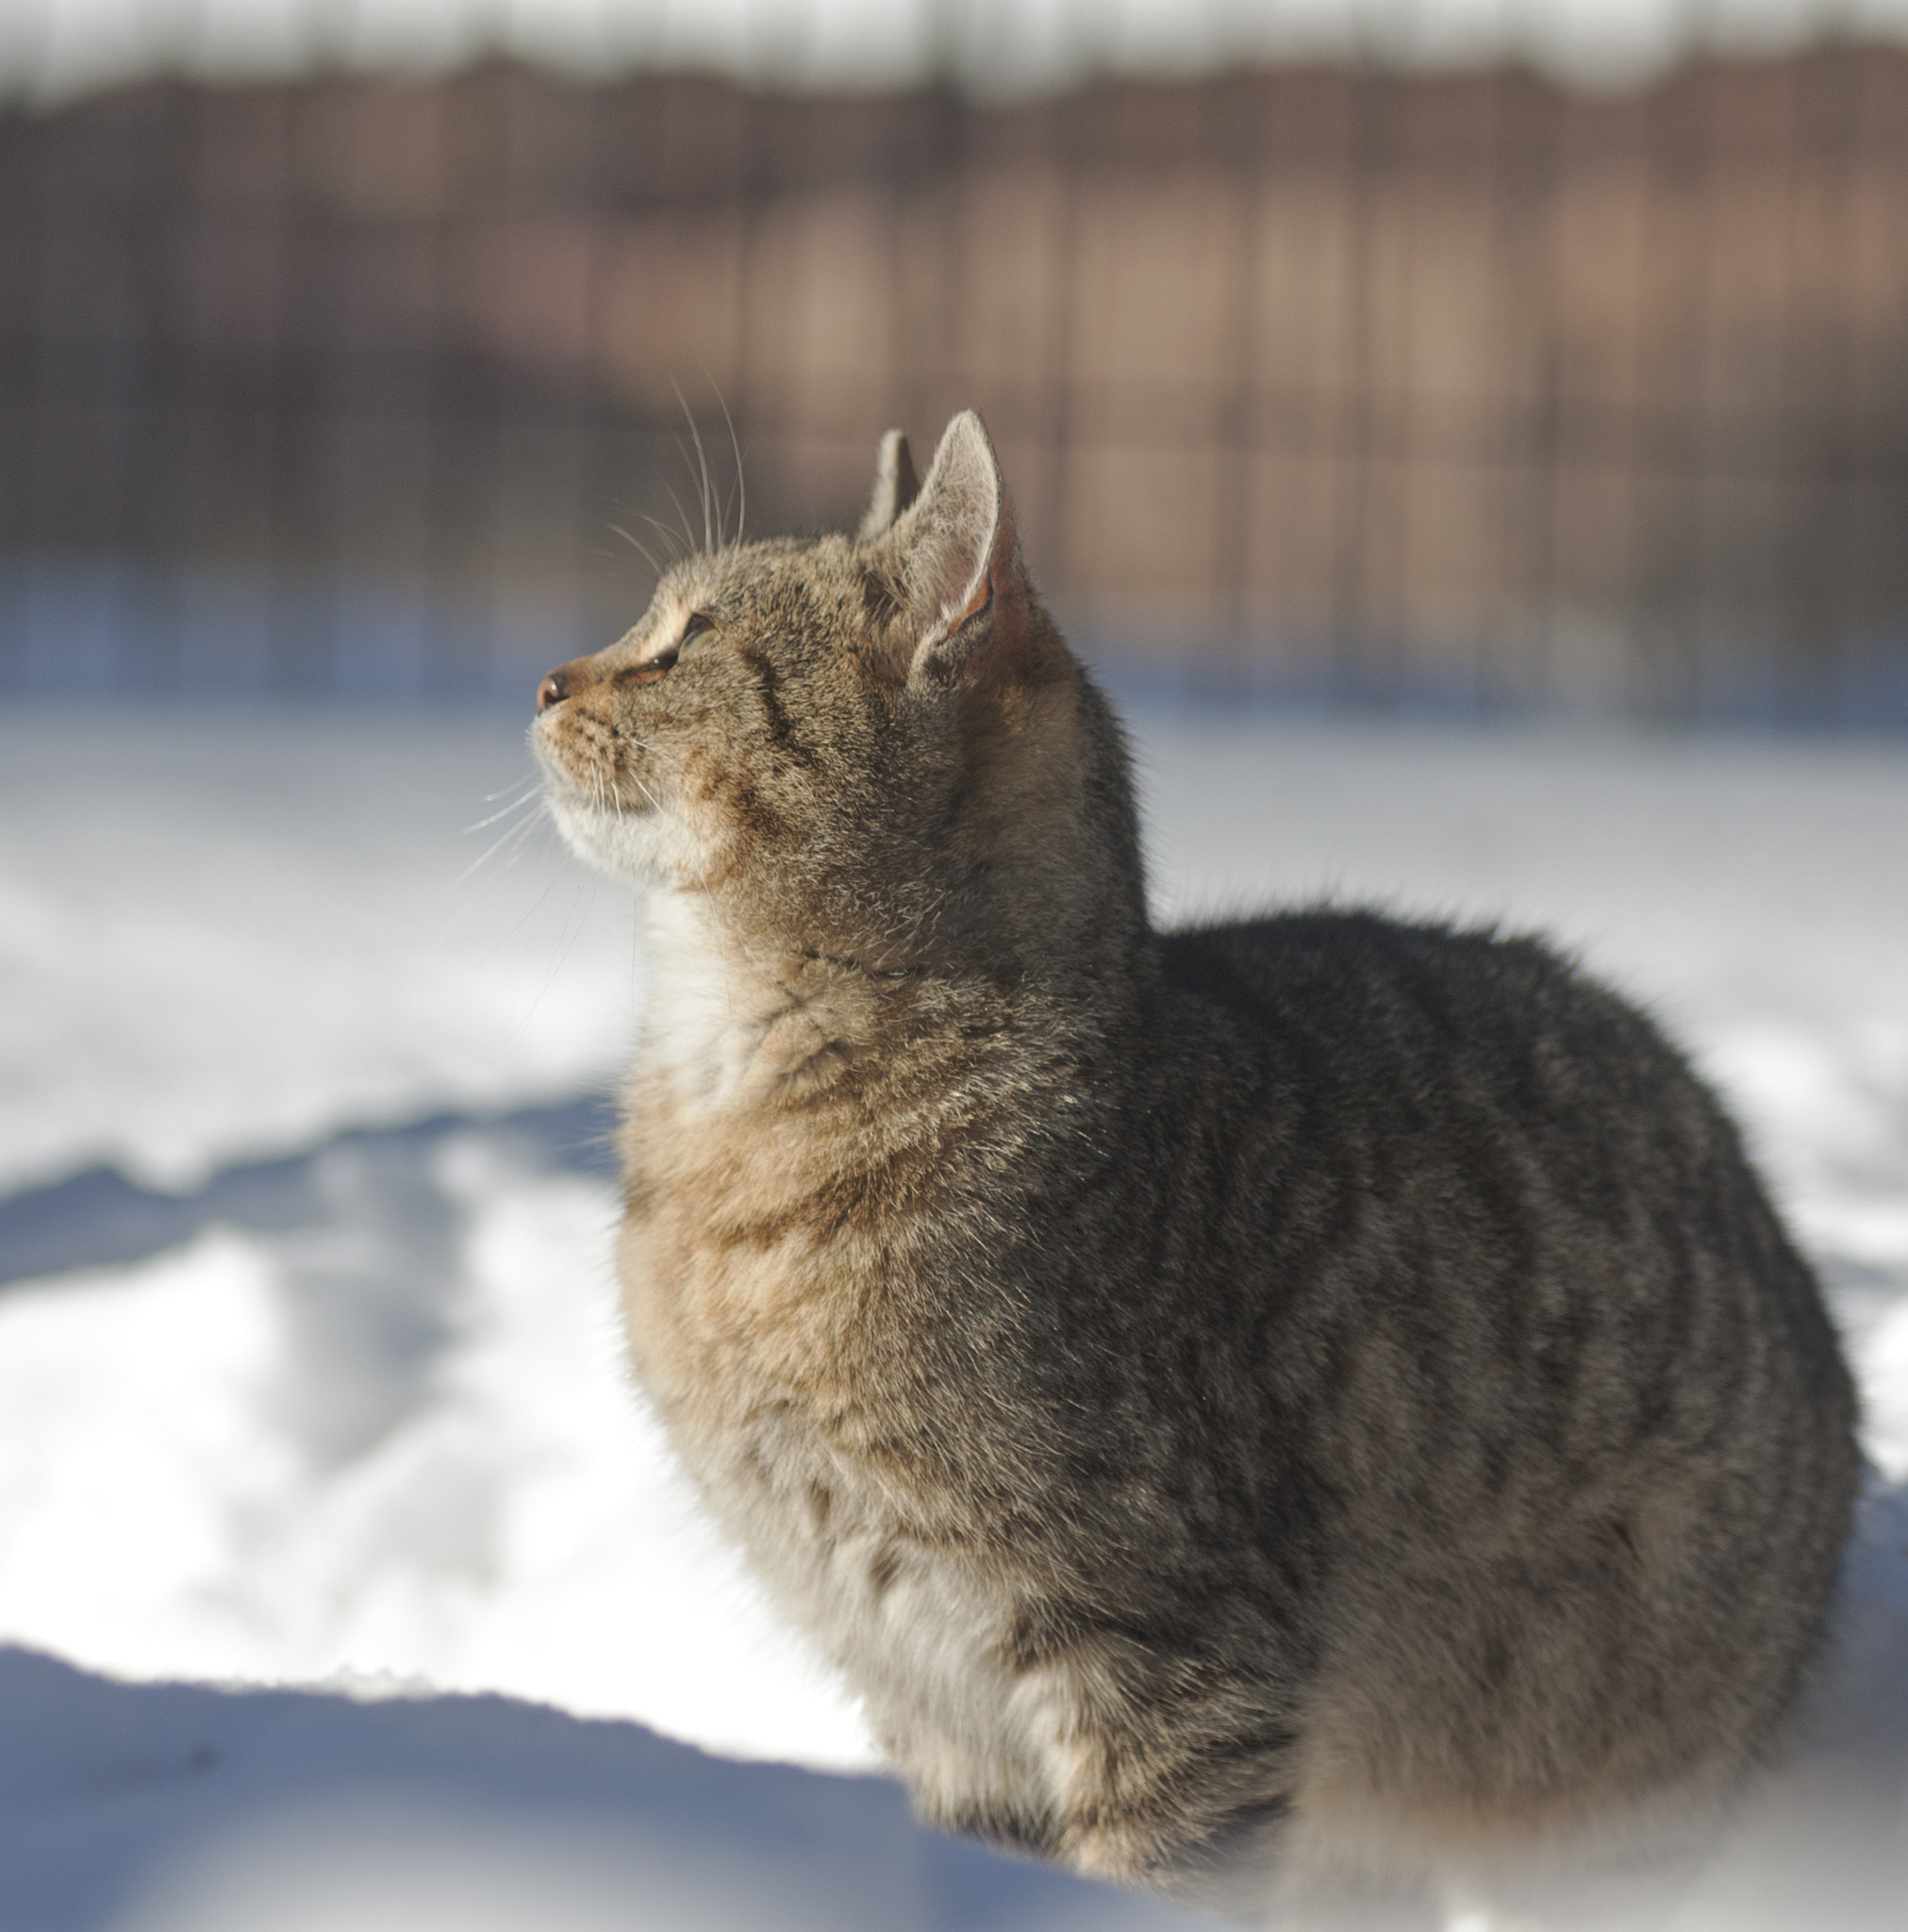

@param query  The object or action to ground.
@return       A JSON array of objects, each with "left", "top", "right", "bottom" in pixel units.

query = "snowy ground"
[{"left": 2, "top": 697, "right": 1906, "bottom": 1928}]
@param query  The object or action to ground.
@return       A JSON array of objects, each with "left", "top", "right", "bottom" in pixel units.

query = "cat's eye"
[{"left": 628, "top": 616, "right": 718, "bottom": 684}]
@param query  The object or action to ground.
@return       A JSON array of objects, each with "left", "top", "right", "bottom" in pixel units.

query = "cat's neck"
[
  {"left": 635, "top": 882, "right": 1135, "bottom": 1117},
  {"left": 636, "top": 887, "right": 926, "bottom": 1112}
]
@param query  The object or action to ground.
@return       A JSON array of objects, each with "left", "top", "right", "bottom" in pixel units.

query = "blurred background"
[
  {"left": 8, "top": 0, "right": 1908, "bottom": 720},
  {"left": 6, "top": 8, "right": 1908, "bottom": 1928}
]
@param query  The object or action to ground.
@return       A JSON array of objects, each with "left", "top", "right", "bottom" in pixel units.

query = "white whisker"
[
  {"left": 481, "top": 774, "right": 540, "bottom": 805},
  {"left": 662, "top": 478, "right": 701, "bottom": 560},
  {"left": 673, "top": 379, "right": 717, "bottom": 553},
  {"left": 492, "top": 808, "right": 546, "bottom": 872},
  {"left": 451, "top": 795, "right": 550, "bottom": 888},
  {"left": 707, "top": 373, "right": 746, "bottom": 548},
  {"left": 525, "top": 877, "right": 600, "bottom": 1023},
  {"left": 465, "top": 788, "right": 541, "bottom": 833},
  {"left": 478, "top": 878, "right": 556, "bottom": 968},
  {"left": 637, "top": 511, "right": 687, "bottom": 564},
  {"left": 609, "top": 521, "right": 666, "bottom": 579}
]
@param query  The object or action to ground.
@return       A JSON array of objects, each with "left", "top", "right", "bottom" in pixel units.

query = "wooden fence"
[{"left": 5, "top": 49, "right": 1908, "bottom": 717}]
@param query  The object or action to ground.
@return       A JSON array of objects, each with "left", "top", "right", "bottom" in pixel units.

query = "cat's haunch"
[{"left": 532, "top": 411, "right": 1858, "bottom": 1923}]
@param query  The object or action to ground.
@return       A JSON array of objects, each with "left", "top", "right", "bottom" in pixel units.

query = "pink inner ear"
[{"left": 956, "top": 570, "right": 992, "bottom": 626}]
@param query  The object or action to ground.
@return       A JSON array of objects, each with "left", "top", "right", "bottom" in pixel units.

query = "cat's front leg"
[
  {"left": 894, "top": 1726, "right": 1178, "bottom": 1884},
  {"left": 871, "top": 1661, "right": 1247, "bottom": 1876},
  {"left": 877, "top": 1715, "right": 1059, "bottom": 1858},
  {"left": 1009, "top": 1662, "right": 1298, "bottom": 1887}
]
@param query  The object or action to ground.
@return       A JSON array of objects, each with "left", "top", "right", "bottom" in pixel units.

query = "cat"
[{"left": 531, "top": 411, "right": 1859, "bottom": 1922}]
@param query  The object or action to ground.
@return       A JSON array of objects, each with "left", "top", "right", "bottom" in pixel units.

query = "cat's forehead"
[{"left": 656, "top": 534, "right": 861, "bottom": 624}]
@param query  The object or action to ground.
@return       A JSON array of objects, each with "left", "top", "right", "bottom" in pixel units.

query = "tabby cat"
[{"left": 531, "top": 412, "right": 1858, "bottom": 1923}]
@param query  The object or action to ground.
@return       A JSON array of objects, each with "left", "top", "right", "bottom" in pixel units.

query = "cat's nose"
[{"left": 538, "top": 655, "right": 606, "bottom": 714}]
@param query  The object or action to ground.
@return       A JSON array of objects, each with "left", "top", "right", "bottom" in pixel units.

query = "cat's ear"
[
  {"left": 894, "top": 410, "right": 1031, "bottom": 687},
  {"left": 857, "top": 429, "right": 921, "bottom": 541}
]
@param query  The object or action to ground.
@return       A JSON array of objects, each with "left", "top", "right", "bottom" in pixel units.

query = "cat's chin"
[{"left": 544, "top": 787, "right": 689, "bottom": 888}]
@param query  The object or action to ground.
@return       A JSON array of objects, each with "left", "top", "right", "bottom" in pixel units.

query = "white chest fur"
[
  {"left": 639, "top": 889, "right": 782, "bottom": 1106},
  {"left": 638, "top": 890, "right": 879, "bottom": 1110}
]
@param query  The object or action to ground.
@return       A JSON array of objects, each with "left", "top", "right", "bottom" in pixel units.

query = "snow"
[
  {"left": 0, "top": 706, "right": 638, "bottom": 1194},
  {"left": 0, "top": 1155, "right": 871, "bottom": 1770},
  {"left": 11, "top": 0, "right": 1908, "bottom": 104},
  {"left": 0, "top": 1647, "right": 1190, "bottom": 1932},
  {"left": 3, "top": 695, "right": 1907, "bottom": 1927}
]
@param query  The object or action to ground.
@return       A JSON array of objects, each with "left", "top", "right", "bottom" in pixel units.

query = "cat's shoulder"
[
  {"left": 1154, "top": 905, "right": 1671, "bottom": 1067},
  {"left": 1160, "top": 903, "right": 1576, "bottom": 1000}
]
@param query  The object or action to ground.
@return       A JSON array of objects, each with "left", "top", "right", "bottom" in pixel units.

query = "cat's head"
[{"left": 532, "top": 411, "right": 1145, "bottom": 974}]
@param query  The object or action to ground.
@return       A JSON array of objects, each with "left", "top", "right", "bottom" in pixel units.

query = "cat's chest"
[
  {"left": 616, "top": 948, "right": 963, "bottom": 1457},
  {"left": 616, "top": 1150, "right": 1017, "bottom": 1685},
  {"left": 614, "top": 1073, "right": 942, "bottom": 1483},
  {"left": 615, "top": 1052, "right": 1038, "bottom": 1577},
  {"left": 616, "top": 903, "right": 1049, "bottom": 1677}
]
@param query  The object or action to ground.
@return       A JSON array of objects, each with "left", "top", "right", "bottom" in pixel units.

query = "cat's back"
[
  {"left": 1158, "top": 905, "right": 1791, "bottom": 1232},
  {"left": 1150, "top": 904, "right": 1854, "bottom": 1464},
  {"left": 1145, "top": 908, "right": 1859, "bottom": 1845},
  {"left": 1162, "top": 905, "right": 1659, "bottom": 1086}
]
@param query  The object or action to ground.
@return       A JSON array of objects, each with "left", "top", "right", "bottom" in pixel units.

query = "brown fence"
[{"left": 5, "top": 50, "right": 1908, "bottom": 718}]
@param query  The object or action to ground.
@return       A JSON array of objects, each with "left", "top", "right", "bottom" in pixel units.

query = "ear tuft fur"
[{"left": 857, "top": 429, "right": 921, "bottom": 541}]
